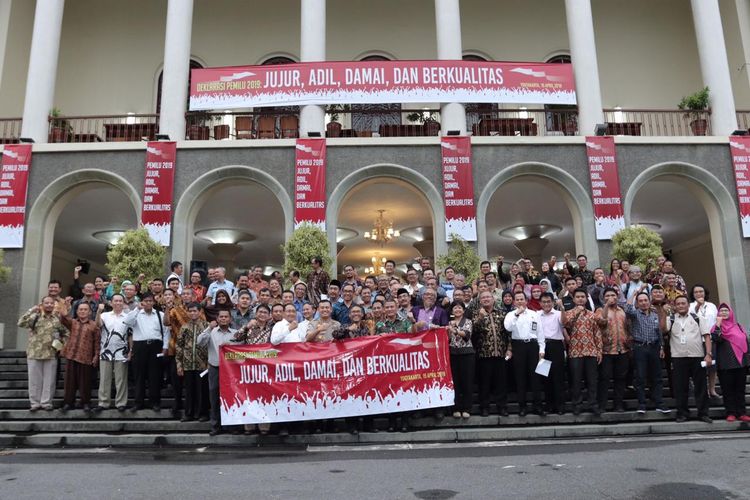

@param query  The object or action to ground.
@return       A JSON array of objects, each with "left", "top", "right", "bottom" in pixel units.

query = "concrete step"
[
  {"left": 0, "top": 351, "right": 24, "bottom": 358},
  {"left": 0, "top": 365, "right": 29, "bottom": 372},
  {"left": 0, "top": 409, "right": 175, "bottom": 420},
  {"left": 0, "top": 358, "right": 27, "bottom": 365},
  {"left": 0, "top": 419, "right": 746, "bottom": 448}
]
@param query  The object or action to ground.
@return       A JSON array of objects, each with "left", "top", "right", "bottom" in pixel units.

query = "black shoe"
[
  {"left": 534, "top": 408, "right": 546, "bottom": 417},
  {"left": 675, "top": 415, "right": 687, "bottom": 423},
  {"left": 499, "top": 408, "right": 509, "bottom": 417},
  {"left": 82, "top": 405, "right": 92, "bottom": 414},
  {"left": 130, "top": 404, "right": 143, "bottom": 413},
  {"left": 614, "top": 405, "right": 625, "bottom": 413},
  {"left": 558, "top": 410, "right": 565, "bottom": 416},
  {"left": 60, "top": 404, "right": 72, "bottom": 412},
  {"left": 481, "top": 408, "right": 489, "bottom": 417},
  {"left": 152, "top": 405, "right": 161, "bottom": 412},
  {"left": 400, "top": 424, "right": 409, "bottom": 433},
  {"left": 198, "top": 416, "right": 209, "bottom": 422},
  {"left": 349, "top": 427, "right": 359, "bottom": 436},
  {"left": 181, "top": 416, "right": 194, "bottom": 423},
  {"left": 573, "top": 406, "right": 581, "bottom": 416},
  {"left": 592, "top": 408, "right": 602, "bottom": 417},
  {"left": 93, "top": 406, "right": 105, "bottom": 413},
  {"left": 117, "top": 406, "right": 127, "bottom": 412},
  {"left": 365, "top": 425, "right": 378, "bottom": 433},
  {"left": 700, "top": 416, "right": 713, "bottom": 424},
  {"left": 518, "top": 408, "right": 527, "bottom": 417},
  {"left": 434, "top": 411, "right": 444, "bottom": 420},
  {"left": 209, "top": 428, "right": 221, "bottom": 436}
]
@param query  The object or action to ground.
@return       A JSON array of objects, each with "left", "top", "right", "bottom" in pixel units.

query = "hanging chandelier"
[
  {"left": 364, "top": 255, "right": 387, "bottom": 275},
  {"left": 364, "top": 209, "right": 400, "bottom": 246}
]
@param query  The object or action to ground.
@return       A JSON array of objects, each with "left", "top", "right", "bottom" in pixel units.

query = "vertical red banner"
[
  {"left": 294, "top": 138, "right": 327, "bottom": 230},
  {"left": 730, "top": 137, "right": 750, "bottom": 238},
  {"left": 0, "top": 144, "right": 32, "bottom": 248},
  {"left": 441, "top": 136, "right": 477, "bottom": 241},
  {"left": 141, "top": 142, "right": 176, "bottom": 246},
  {"left": 585, "top": 136, "right": 625, "bottom": 240}
]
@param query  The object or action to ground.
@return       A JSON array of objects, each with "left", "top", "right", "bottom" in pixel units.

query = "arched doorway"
[
  {"left": 51, "top": 183, "right": 139, "bottom": 295},
  {"left": 191, "top": 180, "right": 285, "bottom": 278},
  {"left": 477, "top": 162, "right": 599, "bottom": 267},
  {"left": 624, "top": 163, "right": 750, "bottom": 324},
  {"left": 484, "top": 177, "right": 576, "bottom": 269},
  {"left": 335, "top": 178, "right": 434, "bottom": 277},
  {"left": 171, "top": 165, "right": 293, "bottom": 280},
  {"left": 18, "top": 170, "right": 140, "bottom": 348},
  {"left": 326, "top": 164, "right": 447, "bottom": 275}
]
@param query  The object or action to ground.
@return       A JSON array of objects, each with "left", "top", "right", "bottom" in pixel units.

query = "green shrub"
[
  {"left": 281, "top": 223, "right": 332, "bottom": 280},
  {"left": 611, "top": 225, "right": 663, "bottom": 270},
  {"left": 106, "top": 227, "right": 166, "bottom": 283},
  {"left": 436, "top": 234, "right": 481, "bottom": 283}
]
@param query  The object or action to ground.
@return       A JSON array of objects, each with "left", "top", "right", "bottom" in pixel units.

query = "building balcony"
[{"left": 0, "top": 108, "right": 740, "bottom": 144}]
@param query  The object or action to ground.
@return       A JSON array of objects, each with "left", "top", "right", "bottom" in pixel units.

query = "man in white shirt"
[
  {"left": 539, "top": 292, "right": 566, "bottom": 415},
  {"left": 123, "top": 294, "right": 169, "bottom": 412},
  {"left": 166, "top": 261, "right": 184, "bottom": 294},
  {"left": 94, "top": 294, "right": 131, "bottom": 412},
  {"left": 504, "top": 291, "right": 546, "bottom": 416},
  {"left": 197, "top": 309, "right": 237, "bottom": 436},
  {"left": 205, "top": 267, "right": 236, "bottom": 305},
  {"left": 271, "top": 304, "right": 308, "bottom": 344}
]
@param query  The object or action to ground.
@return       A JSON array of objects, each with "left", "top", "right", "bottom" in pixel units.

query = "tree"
[
  {"left": 436, "top": 234, "right": 481, "bottom": 284},
  {"left": 611, "top": 225, "right": 663, "bottom": 270},
  {"left": 0, "top": 249, "right": 11, "bottom": 284},
  {"left": 106, "top": 227, "right": 167, "bottom": 283},
  {"left": 281, "top": 223, "right": 332, "bottom": 282}
]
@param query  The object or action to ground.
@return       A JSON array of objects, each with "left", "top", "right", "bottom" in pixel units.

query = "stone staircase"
[{"left": 1, "top": 350, "right": 748, "bottom": 447}]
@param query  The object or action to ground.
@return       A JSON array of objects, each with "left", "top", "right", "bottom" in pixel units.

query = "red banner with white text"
[
  {"left": 441, "top": 137, "right": 477, "bottom": 241},
  {"left": 219, "top": 329, "right": 454, "bottom": 425},
  {"left": 190, "top": 60, "right": 576, "bottom": 110},
  {"left": 141, "top": 142, "right": 176, "bottom": 246},
  {"left": 294, "top": 138, "right": 326, "bottom": 230},
  {"left": 585, "top": 136, "right": 625, "bottom": 240},
  {"left": 0, "top": 144, "right": 32, "bottom": 248},
  {"left": 730, "top": 137, "right": 750, "bottom": 238}
]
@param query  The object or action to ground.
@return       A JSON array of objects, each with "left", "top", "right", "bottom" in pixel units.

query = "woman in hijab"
[
  {"left": 204, "top": 289, "right": 233, "bottom": 322},
  {"left": 527, "top": 285, "right": 543, "bottom": 311},
  {"left": 500, "top": 290, "right": 514, "bottom": 313},
  {"left": 713, "top": 303, "right": 750, "bottom": 422}
]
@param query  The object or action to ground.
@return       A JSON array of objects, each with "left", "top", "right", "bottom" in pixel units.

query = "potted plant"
[
  {"left": 407, "top": 110, "right": 440, "bottom": 136},
  {"left": 106, "top": 227, "right": 166, "bottom": 284},
  {"left": 325, "top": 104, "right": 350, "bottom": 137},
  {"left": 678, "top": 87, "right": 710, "bottom": 136},
  {"left": 49, "top": 108, "right": 72, "bottom": 143},
  {"left": 186, "top": 111, "right": 214, "bottom": 140},
  {"left": 611, "top": 225, "right": 663, "bottom": 270},
  {"left": 436, "top": 234, "right": 481, "bottom": 283},
  {"left": 280, "top": 222, "right": 332, "bottom": 280}
]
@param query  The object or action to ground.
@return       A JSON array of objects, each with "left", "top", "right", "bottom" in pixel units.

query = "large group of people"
[{"left": 18, "top": 253, "right": 750, "bottom": 435}]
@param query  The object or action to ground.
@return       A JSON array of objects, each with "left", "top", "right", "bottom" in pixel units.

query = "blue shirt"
[
  {"left": 624, "top": 303, "right": 661, "bottom": 346},
  {"left": 332, "top": 301, "right": 354, "bottom": 326}
]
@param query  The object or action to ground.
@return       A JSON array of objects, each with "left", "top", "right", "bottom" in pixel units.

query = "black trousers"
[
  {"left": 718, "top": 367, "right": 748, "bottom": 417},
  {"left": 633, "top": 343, "right": 664, "bottom": 408},
  {"left": 183, "top": 370, "right": 209, "bottom": 419},
  {"left": 167, "top": 356, "right": 183, "bottom": 411},
  {"left": 477, "top": 356, "right": 508, "bottom": 412},
  {"left": 512, "top": 340, "right": 542, "bottom": 410},
  {"left": 543, "top": 339, "right": 566, "bottom": 413},
  {"left": 208, "top": 365, "right": 221, "bottom": 430},
  {"left": 450, "top": 353, "right": 475, "bottom": 413},
  {"left": 598, "top": 353, "right": 629, "bottom": 410},
  {"left": 132, "top": 340, "right": 162, "bottom": 406},
  {"left": 569, "top": 356, "right": 599, "bottom": 410},
  {"left": 672, "top": 357, "right": 708, "bottom": 418}
]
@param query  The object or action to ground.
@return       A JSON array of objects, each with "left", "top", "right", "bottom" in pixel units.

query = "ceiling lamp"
[
  {"left": 194, "top": 228, "right": 256, "bottom": 245},
  {"left": 364, "top": 255, "right": 387, "bottom": 275},
  {"left": 499, "top": 224, "right": 562, "bottom": 241},
  {"left": 632, "top": 222, "right": 662, "bottom": 231},
  {"left": 363, "top": 209, "right": 400, "bottom": 246},
  {"left": 93, "top": 230, "right": 127, "bottom": 245}
]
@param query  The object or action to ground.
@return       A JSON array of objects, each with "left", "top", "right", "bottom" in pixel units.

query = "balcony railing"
[
  {"left": 46, "top": 114, "right": 160, "bottom": 143},
  {"left": 0, "top": 118, "right": 22, "bottom": 144},
  {"left": 602, "top": 108, "right": 711, "bottom": 136},
  {"left": 1, "top": 108, "right": 741, "bottom": 144}
]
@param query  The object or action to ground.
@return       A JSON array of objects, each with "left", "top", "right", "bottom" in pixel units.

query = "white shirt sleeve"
[
  {"left": 504, "top": 311, "right": 519, "bottom": 331},
  {"left": 533, "top": 311, "right": 546, "bottom": 353},
  {"left": 270, "top": 321, "right": 290, "bottom": 345}
]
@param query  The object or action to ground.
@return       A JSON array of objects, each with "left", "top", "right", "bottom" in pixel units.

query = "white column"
[
  {"left": 737, "top": 0, "right": 750, "bottom": 91},
  {"left": 159, "top": 0, "right": 194, "bottom": 141},
  {"left": 564, "top": 0, "right": 604, "bottom": 136},
  {"left": 691, "top": 0, "right": 738, "bottom": 135},
  {"left": 0, "top": 0, "right": 12, "bottom": 95},
  {"left": 299, "top": 0, "right": 326, "bottom": 137},
  {"left": 435, "top": 0, "right": 466, "bottom": 135},
  {"left": 20, "top": 0, "right": 65, "bottom": 143}
]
